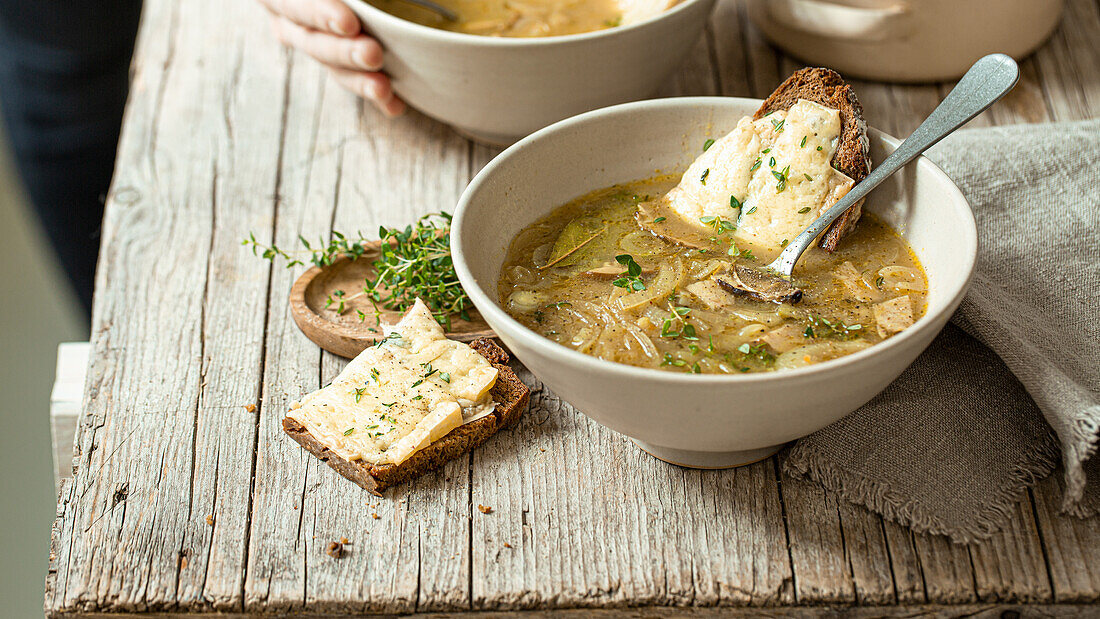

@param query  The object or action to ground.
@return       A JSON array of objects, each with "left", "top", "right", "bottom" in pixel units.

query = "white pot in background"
[{"left": 748, "top": 0, "right": 1063, "bottom": 82}]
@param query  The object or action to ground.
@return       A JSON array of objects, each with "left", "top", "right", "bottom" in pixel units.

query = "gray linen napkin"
[{"left": 784, "top": 119, "right": 1100, "bottom": 543}]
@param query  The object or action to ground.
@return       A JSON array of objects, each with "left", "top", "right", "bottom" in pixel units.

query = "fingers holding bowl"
[
  {"left": 271, "top": 17, "right": 384, "bottom": 71},
  {"left": 329, "top": 68, "right": 406, "bottom": 117},
  {"left": 257, "top": 0, "right": 361, "bottom": 36}
]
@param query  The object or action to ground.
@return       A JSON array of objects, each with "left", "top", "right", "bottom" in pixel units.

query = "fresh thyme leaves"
[
  {"left": 875, "top": 275, "right": 885, "bottom": 288},
  {"left": 769, "top": 156, "right": 776, "bottom": 168},
  {"left": 370, "top": 367, "right": 381, "bottom": 381},
  {"left": 738, "top": 342, "right": 775, "bottom": 364},
  {"left": 612, "top": 254, "right": 646, "bottom": 291},
  {"left": 781, "top": 239, "right": 789, "bottom": 248},
  {"left": 730, "top": 195, "right": 741, "bottom": 210},
  {"left": 343, "top": 427, "right": 356, "bottom": 436},
  {"left": 771, "top": 118, "right": 785, "bottom": 132},
  {"left": 242, "top": 230, "right": 369, "bottom": 268},
  {"left": 244, "top": 212, "right": 470, "bottom": 329},
  {"left": 703, "top": 138, "right": 715, "bottom": 151},
  {"left": 750, "top": 158, "right": 761, "bottom": 172},
  {"left": 773, "top": 165, "right": 791, "bottom": 192},
  {"left": 700, "top": 168, "right": 710, "bottom": 185},
  {"left": 798, "top": 207, "right": 811, "bottom": 214},
  {"left": 375, "top": 331, "right": 403, "bottom": 348},
  {"left": 699, "top": 215, "right": 736, "bottom": 236},
  {"left": 803, "top": 315, "right": 863, "bottom": 340},
  {"left": 326, "top": 289, "right": 347, "bottom": 314},
  {"left": 653, "top": 216, "right": 666, "bottom": 223},
  {"left": 816, "top": 145, "right": 823, "bottom": 151},
  {"left": 370, "top": 213, "right": 469, "bottom": 329},
  {"left": 728, "top": 244, "right": 755, "bottom": 260},
  {"left": 353, "top": 386, "right": 367, "bottom": 403},
  {"left": 661, "top": 353, "right": 687, "bottom": 368},
  {"left": 804, "top": 173, "right": 813, "bottom": 181},
  {"left": 660, "top": 301, "right": 697, "bottom": 340},
  {"left": 439, "top": 371, "right": 451, "bottom": 383},
  {"left": 800, "top": 135, "right": 807, "bottom": 148},
  {"left": 745, "top": 205, "right": 758, "bottom": 215}
]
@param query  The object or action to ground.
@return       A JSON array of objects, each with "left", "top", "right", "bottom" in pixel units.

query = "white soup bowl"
[{"left": 452, "top": 97, "right": 976, "bottom": 467}]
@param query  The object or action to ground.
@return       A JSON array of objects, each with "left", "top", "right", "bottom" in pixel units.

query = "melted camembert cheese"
[
  {"left": 286, "top": 299, "right": 497, "bottom": 466},
  {"left": 652, "top": 99, "right": 855, "bottom": 252}
]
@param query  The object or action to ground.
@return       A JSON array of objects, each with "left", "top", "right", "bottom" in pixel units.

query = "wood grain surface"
[{"left": 45, "top": 0, "right": 1100, "bottom": 615}]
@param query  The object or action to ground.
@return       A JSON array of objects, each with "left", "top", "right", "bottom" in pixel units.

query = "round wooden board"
[{"left": 288, "top": 243, "right": 495, "bottom": 358}]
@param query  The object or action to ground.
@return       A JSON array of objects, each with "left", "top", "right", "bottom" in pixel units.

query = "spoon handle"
[{"left": 767, "top": 53, "right": 1020, "bottom": 276}]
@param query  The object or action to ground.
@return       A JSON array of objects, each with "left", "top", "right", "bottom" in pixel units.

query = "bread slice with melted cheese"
[
  {"left": 282, "top": 300, "right": 528, "bottom": 495},
  {"left": 754, "top": 67, "right": 871, "bottom": 251},
  {"left": 635, "top": 67, "right": 870, "bottom": 256}
]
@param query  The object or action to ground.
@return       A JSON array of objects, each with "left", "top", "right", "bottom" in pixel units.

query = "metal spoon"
[
  {"left": 396, "top": 0, "right": 459, "bottom": 22},
  {"left": 720, "top": 54, "right": 1020, "bottom": 304}
]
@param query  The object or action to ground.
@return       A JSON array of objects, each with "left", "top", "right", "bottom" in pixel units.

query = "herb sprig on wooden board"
[{"left": 243, "top": 212, "right": 471, "bottom": 329}]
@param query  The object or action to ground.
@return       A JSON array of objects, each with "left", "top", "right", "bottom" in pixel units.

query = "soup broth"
[
  {"left": 498, "top": 176, "right": 928, "bottom": 374},
  {"left": 368, "top": 0, "right": 626, "bottom": 37}
]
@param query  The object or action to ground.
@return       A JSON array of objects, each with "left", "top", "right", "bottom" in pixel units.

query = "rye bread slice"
[
  {"left": 282, "top": 338, "right": 529, "bottom": 495},
  {"left": 754, "top": 67, "right": 871, "bottom": 251}
]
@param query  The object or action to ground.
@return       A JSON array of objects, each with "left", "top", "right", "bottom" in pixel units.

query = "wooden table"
[{"left": 45, "top": 0, "right": 1100, "bottom": 616}]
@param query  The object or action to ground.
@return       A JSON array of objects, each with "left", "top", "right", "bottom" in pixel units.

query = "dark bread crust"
[
  {"left": 754, "top": 67, "right": 871, "bottom": 251},
  {"left": 282, "top": 338, "right": 529, "bottom": 495}
]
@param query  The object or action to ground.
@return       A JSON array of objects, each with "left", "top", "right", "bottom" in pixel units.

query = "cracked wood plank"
[{"left": 46, "top": 0, "right": 287, "bottom": 613}]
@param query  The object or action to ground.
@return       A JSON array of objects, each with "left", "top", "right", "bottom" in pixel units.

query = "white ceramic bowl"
[
  {"left": 340, "top": 0, "right": 716, "bottom": 145},
  {"left": 747, "top": 0, "right": 1063, "bottom": 82},
  {"left": 452, "top": 97, "right": 977, "bottom": 468}
]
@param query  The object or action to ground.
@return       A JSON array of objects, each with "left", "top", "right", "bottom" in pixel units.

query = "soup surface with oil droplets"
[{"left": 498, "top": 175, "right": 928, "bottom": 374}]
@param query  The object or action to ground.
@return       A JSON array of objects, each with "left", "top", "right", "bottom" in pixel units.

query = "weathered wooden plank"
[
  {"left": 709, "top": 0, "right": 781, "bottom": 99},
  {"left": 836, "top": 502, "right": 898, "bottom": 605},
  {"left": 173, "top": 6, "right": 291, "bottom": 611},
  {"left": 45, "top": 603, "right": 1100, "bottom": 618},
  {"left": 244, "top": 62, "right": 355, "bottom": 613},
  {"left": 880, "top": 523, "right": 927, "bottom": 604},
  {"left": 1032, "top": 0, "right": 1100, "bottom": 121},
  {"left": 911, "top": 533, "right": 977, "bottom": 604},
  {"left": 777, "top": 469, "right": 853, "bottom": 604},
  {"left": 1032, "top": 475, "right": 1100, "bottom": 602},
  {"left": 47, "top": 0, "right": 288, "bottom": 613},
  {"left": 968, "top": 498, "right": 1052, "bottom": 603}
]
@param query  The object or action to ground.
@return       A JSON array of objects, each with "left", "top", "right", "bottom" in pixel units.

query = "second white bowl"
[{"left": 340, "top": 0, "right": 717, "bottom": 145}]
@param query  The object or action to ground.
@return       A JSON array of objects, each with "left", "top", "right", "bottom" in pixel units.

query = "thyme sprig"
[
  {"left": 612, "top": 254, "right": 646, "bottom": 292},
  {"left": 802, "top": 314, "right": 863, "bottom": 340},
  {"left": 243, "top": 212, "right": 471, "bottom": 329}
]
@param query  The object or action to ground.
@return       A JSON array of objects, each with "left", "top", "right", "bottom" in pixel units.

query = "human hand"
[{"left": 258, "top": 0, "right": 405, "bottom": 116}]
